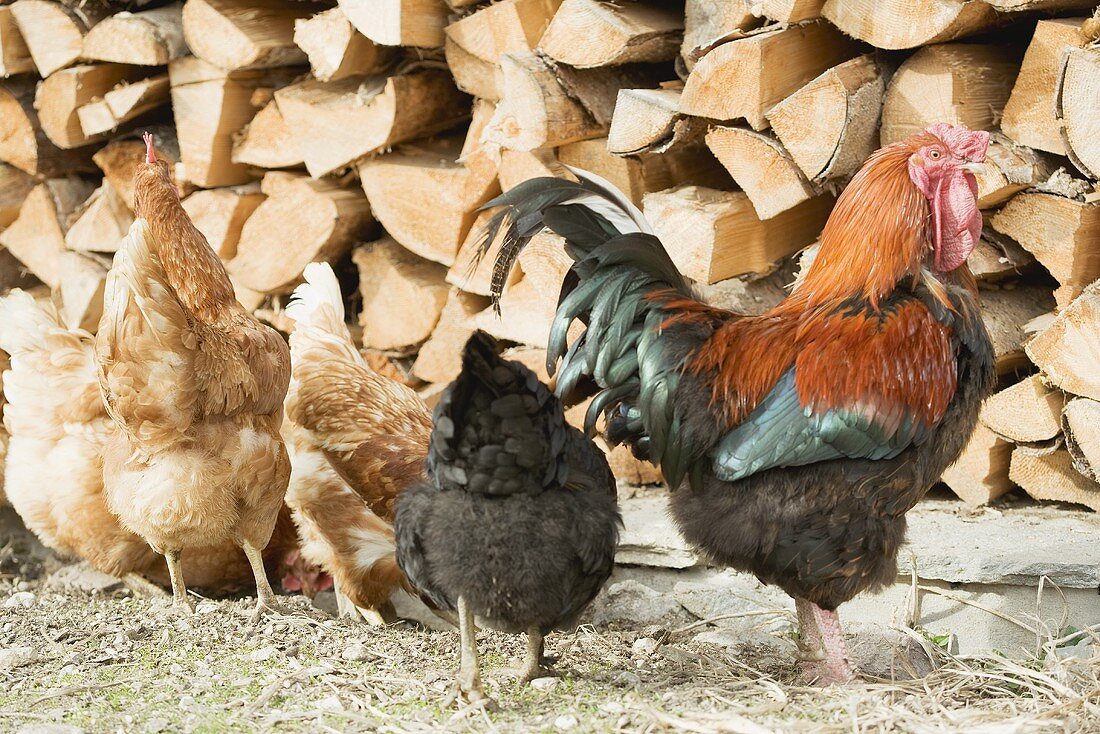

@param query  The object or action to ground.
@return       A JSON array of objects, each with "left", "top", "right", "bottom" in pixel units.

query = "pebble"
[
  {"left": 250, "top": 646, "right": 277, "bottom": 662},
  {"left": 612, "top": 671, "right": 641, "bottom": 688},
  {"left": 0, "top": 646, "right": 36, "bottom": 670},
  {"left": 530, "top": 677, "right": 559, "bottom": 691},
  {"left": 4, "top": 592, "right": 35, "bottom": 608},
  {"left": 632, "top": 637, "right": 658, "bottom": 655},
  {"left": 316, "top": 695, "right": 344, "bottom": 712},
  {"left": 145, "top": 718, "right": 170, "bottom": 733},
  {"left": 554, "top": 714, "right": 579, "bottom": 731},
  {"left": 195, "top": 601, "right": 218, "bottom": 615},
  {"left": 16, "top": 725, "right": 84, "bottom": 734},
  {"left": 341, "top": 643, "right": 371, "bottom": 662}
]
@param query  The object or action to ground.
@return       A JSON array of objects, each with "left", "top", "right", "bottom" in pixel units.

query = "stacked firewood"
[{"left": 0, "top": 0, "right": 1096, "bottom": 506}]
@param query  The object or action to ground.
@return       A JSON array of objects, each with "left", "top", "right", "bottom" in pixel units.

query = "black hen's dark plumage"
[{"left": 395, "top": 331, "right": 621, "bottom": 635}]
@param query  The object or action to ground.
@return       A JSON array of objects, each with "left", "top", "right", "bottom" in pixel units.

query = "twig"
[{"left": 28, "top": 677, "right": 140, "bottom": 706}]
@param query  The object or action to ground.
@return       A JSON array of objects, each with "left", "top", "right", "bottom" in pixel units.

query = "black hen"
[{"left": 395, "top": 331, "right": 621, "bottom": 703}]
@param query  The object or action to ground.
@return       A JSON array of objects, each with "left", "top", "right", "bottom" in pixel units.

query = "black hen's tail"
[
  {"left": 429, "top": 331, "right": 571, "bottom": 496},
  {"left": 475, "top": 169, "right": 702, "bottom": 489}
]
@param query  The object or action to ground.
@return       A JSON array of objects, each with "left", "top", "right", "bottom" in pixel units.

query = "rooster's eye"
[{"left": 929, "top": 150, "right": 942, "bottom": 160}]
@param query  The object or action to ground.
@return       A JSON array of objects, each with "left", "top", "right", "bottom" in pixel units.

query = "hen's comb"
[
  {"left": 142, "top": 131, "right": 156, "bottom": 164},
  {"left": 925, "top": 123, "right": 989, "bottom": 163}
]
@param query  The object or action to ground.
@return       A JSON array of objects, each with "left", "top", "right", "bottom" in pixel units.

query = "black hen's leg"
[
  {"left": 521, "top": 626, "right": 558, "bottom": 683},
  {"left": 456, "top": 596, "right": 492, "bottom": 705}
]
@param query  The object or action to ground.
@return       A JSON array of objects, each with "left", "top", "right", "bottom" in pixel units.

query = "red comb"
[{"left": 143, "top": 132, "right": 156, "bottom": 164}]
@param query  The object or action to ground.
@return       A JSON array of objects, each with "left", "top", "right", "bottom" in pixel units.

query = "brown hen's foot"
[
  {"left": 242, "top": 540, "right": 287, "bottom": 622},
  {"left": 795, "top": 599, "right": 856, "bottom": 685},
  {"left": 163, "top": 550, "right": 194, "bottom": 615}
]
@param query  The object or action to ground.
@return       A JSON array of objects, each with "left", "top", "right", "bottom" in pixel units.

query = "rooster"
[
  {"left": 395, "top": 331, "right": 620, "bottom": 704},
  {"left": 479, "top": 123, "right": 996, "bottom": 684},
  {"left": 283, "top": 262, "right": 430, "bottom": 622},
  {"left": 95, "top": 133, "right": 292, "bottom": 620}
]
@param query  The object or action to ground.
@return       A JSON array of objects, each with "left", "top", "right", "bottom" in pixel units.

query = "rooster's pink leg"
[{"left": 811, "top": 604, "right": 856, "bottom": 684}]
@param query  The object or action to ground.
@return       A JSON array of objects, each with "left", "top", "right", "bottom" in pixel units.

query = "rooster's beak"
[{"left": 959, "top": 161, "right": 985, "bottom": 174}]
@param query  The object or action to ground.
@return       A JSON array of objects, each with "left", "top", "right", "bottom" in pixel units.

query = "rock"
[
  {"left": 617, "top": 496, "right": 698, "bottom": 569},
  {"left": 554, "top": 714, "right": 578, "bottom": 730},
  {"left": 145, "top": 718, "right": 170, "bottom": 733},
  {"left": 631, "top": 637, "right": 659, "bottom": 655},
  {"left": 17, "top": 726, "right": 84, "bottom": 734},
  {"left": 673, "top": 579, "right": 791, "bottom": 633},
  {"left": 530, "top": 676, "right": 559, "bottom": 691},
  {"left": 47, "top": 562, "right": 124, "bottom": 593},
  {"left": 584, "top": 580, "right": 693, "bottom": 627},
  {"left": 845, "top": 621, "right": 937, "bottom": 680},
  {"left": 611, "top": 671, "right": 641, "bottom": 689},
  {"left": 249, "top": 646, "right": 277, "bottom": 662},
  {"left": 4, "top": 591, "right": 35, "bottom": 608},
  {"left": 0, "top": 646, "right": 36, "bottom": 670},
  {"left": 341, "top": 643, "right": 372, "bottom": 662},
  {"left": 316, "top": 695, "right": 344, "bottom": 711},
  {"left": 311, "top": 591, "right": 338, "bottom": 617}
]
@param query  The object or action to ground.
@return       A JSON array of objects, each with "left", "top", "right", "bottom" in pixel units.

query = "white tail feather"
[{"left": 286, "top": 262, "right": 362, "bottom": 366}]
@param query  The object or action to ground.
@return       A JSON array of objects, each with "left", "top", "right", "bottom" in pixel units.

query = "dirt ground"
[{"left": 1, "top": 522, "right": 1099, "bottom": 733}]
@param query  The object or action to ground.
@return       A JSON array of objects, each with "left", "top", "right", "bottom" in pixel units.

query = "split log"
[
  {"left": 0, "top": 79, "right": 95, "bottom": 175},
  {"left": 498, "top": 148, "right": 561, "bottom": 191},
  {"left": 974, "top": 137, "right": 1057, "bottom": 210},
  {"left": 411, "top": 289, "right": 490, "bottom": 384},
  {"left": 538, "top": 0, "right": 682, "bottom": 68},
  {"left": 1025, "top": 280, "right": 1100, "bottom": 401},
  {"left": 748, "top": 0, "right": 825, "bottom": 23},
  {"left": 77, "top": 73, "right": 171, "bottom": 138},
  {"left": 679, "top": 22, "right": 861, "bottom": 130},
  {"left": 979, "top": 281, "right": 1056, "bottom": 375},
  {"left": 275, "top": 70, "right": 470, "bottom": 178},
  {"left": 642, "top": 185, "right": 833, "bottom": 284},
  {"left": 1056, "top": 46, "right": 1100, "bottom": 180},
  {"left": 1010, "top": 447, "right": 1100, "bottom": 511},
  {"left": 607, "top": 86, "right": 704, "bottom": 155},
  {"left": 551, "top": 62, "right": 660, "bottom": 129},
  {"left": 181, "top": 185, "right": 264, "bottom": 259},
  {"left": 444, "top": 0, "right": 562, "bottom": 101},
  {"left": 58, "top": 251, "right": 108, "bottom": 332},
  {"left": 991, "top": 193, "right": 1100, "bottom": 305},
  {"left": 558, "top": 137, "right": 731, "bottom": 206},
  {"left": 169, "top": 57, "right": 297, "bottom": 187},
  {"left": 1002, "top": 18, "right": 1087, "bottom": 155},
  {"left": 1063, "top": 398, "right": 1100, "bottom": 483},
  {"left": 0, "top": 164, "right": 34, "bottom": 229},
  {"left": 92, "top": 131, "right": 185, "bottom": 209},
  {"left": 984, "top": 0, "right": 1097, "bottom": 8},
  {"left": 229, "top": 171, "right": 374, "bottom": 294},
  {"left": 293, "top": 7, "right": 394, "bottom": 83},
  {"left": 64, "top": 180, "right": 133, "bottom": 253},
  {"left": 36, "top": 64, "right": 148, "bottom": 150},
  {"left": 9, "top": 0, "right": 108, "bottom": 77},
  {"left": 979, "top": 375, "right": 1064, "bottom": 443},
  {"left": 940, "top": 423, "right": 1013, "bottom": 507},
  {"left": 183, "top": 0, "right": 321, "bottom": 71},
  {"left": 358, "top": 137, "right": 500, "bottom": 267},
  {"left": 766, "top": 55, "right": 884, "bottom": 184},
  {"left": 338, "top": 0, "right": 448, "bottom": 49},
  {"left": 682, "top": 0, "right": 760, "bottom": 66},
  {"left": 821, "top": 0, "right": 1000, "bottom": 50},
  {"left": 879, "top": 44, "right": 1019, "bottom": 146},
  {"left": 232, "top": 97, "right": 303, "bottom": 169},
  {"left": 0, "top": 6, "right": 34, "bottom": 77},
  {"left": 969, "top": 230, "right": 1033, "bottom": 281},
  {"left": 352, "top": 238, "right": 450, "bottom": 351},
  {"left": 0, "top": 249, "right": 36, "bottom": 292},
  {"left": 82, "top": 4, "right": 188, "bottom": 66},
  {"left": 705, "top": 127, "right": 818, "bottom": 219},
  {"left": 0, "top": 178, "right": 94, "bottom": 287}
]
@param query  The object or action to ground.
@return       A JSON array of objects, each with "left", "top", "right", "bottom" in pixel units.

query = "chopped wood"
[
  {"left": 232, "top": 97, "right": 303, "bottom": 169},
  {"left": 985, "top": 0, "right": 1098, "bottom": 10},
  {"left": 275, "top": 70, "right": 470, "bottom": 178},
  {"left": 181, "top": 184, "right": 264, "bottom": 259},
  {"left": 991, "top": 193, "right": 1100, "bottom": 304},
  {"left": 229, "top": 171, "right": 374, "bottom": 294},
  {"left": 0, "top": 164, "right": 34, "bottom": 229},
  {"left": 766, "top": 55, "right": 884, "bottom": 184},
  {"left": 460, "top": 97, "right": 498, "bottom": 159},
  {"left": 679, "top": 22, "right": 861, "bottom": 130},
  {"left": 82, "top": 3, "right": 188, "bottom": 66},
  {"left": 411, "top": 288, "right": 490, "bottom": 383},
  {"left": 0, "top": 178, "right": 94, "bottom": 288},
  {"left": 92, "top": 131, "right": 186, "bottom": 209},
  {"left": 551, "top": 62, "right": 661, "bottom": 129},
  {"left": 1010, "top": 447, "right": 1100, "bottom": 511},
  {"left": 940, "top": 423, "right": 1013, "bottom": 507},
  {"left": 182, "top": 0, "right": 321, "bottom": 71},
  {"left": 358, "top": 137, "right": 500, "bottom": 267},
  {"left": 975, "top": 137, "right": 1057, "bottom": 210},
  {"left": 1055, "top": 45, "right": 1100, "bottom": 180},
  {"left": 821, "top": 0, "right": 1000, "bottom": 50},
  {"left": 879, "top": 43, "right": 1019, "bottom": 146},
  {"left": 168, "top": 57, "right": 296, "bottom": 187},
  {"left": 35, "top": 64, "right": 148, "bottom": 150},
  {"left": 705, "top": 127, "right": 818, "bottom": 219},
  {"left": 979, "top": 281, "right": 1056, "bottom": 375},
  {"left": 0, "top": 79, "right": 95, "bottom": 175},
  {"left": 64, "top": 180, "right": 133, "bottom": 253},
  {"left": 681, "top": 0, "right": 760, "bottom": 66},
  {"left": 353, "top": 238, "right": 450, "bottom": 351},
  {"left": 748, "top": 0, "right": 826, "bottom": 23},
  {"left": 608, "top": 87, "right": 704, "bottom": 156},
  {"left": 9, "top": 0, "right": 108, "bottom": 77},
  {"left": 1025, "top": 280, "right": 1100, "bottom": 401},
  {"left": 338, "top": 0, "right": 449, "bottom": 49},
  {"left": 293, "top": 6, "right": 394, "bottom": 83},
  {"left": 1002, "top": 18, "right": 1087, "bottom": 156},
  {"left": 0, "top": 6, "right": 34, "bottom": 77},
  {"left": 444, "top": 0, "right": 562, "bottom": 101},
  {"left": 538, "top": 0, "right": 682, "bottom": 68},
  {"left": 642, "top": 185, "right": 833, "bottom": 284},
  {"left": 980, "top": 375, "right": 1064, "bottom": 443},
  {"left": 498, "top": 148, "right": 561, "bottom": 191},
  {"left": 1063, "top": 398, "right": 1100, "bottom": 483},
  {"left": 969, "top": 231, "right": 1034, "bottom": 281},
  {"left": 77, "top": 73, "right": 170, "bottom": 138},
  {"left": 58, "top": 251, "right": 108, "bottom": 332}
]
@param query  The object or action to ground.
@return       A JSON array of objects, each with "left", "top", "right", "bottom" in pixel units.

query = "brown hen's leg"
[
  {"left": 811, "top": 604, "right": 855, "bottom": 684},
  {"left": 456, "top": 596, "right": 492, "bottom": 706},
  {"left": 241, "top": 540, "right": 286, "bottom": 622},
  {"left": 163, "top": 550, "right": 194, "bottom": 614}
]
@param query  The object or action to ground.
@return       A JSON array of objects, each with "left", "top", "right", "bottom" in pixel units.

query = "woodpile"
[{"left": 0, "top": 0, "right": 1097, "bottom": 508}]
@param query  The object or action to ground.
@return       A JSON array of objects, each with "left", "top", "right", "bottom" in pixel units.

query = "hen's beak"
[{"left": 960, "top": 161, "right": 985, "bottom": 174}]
